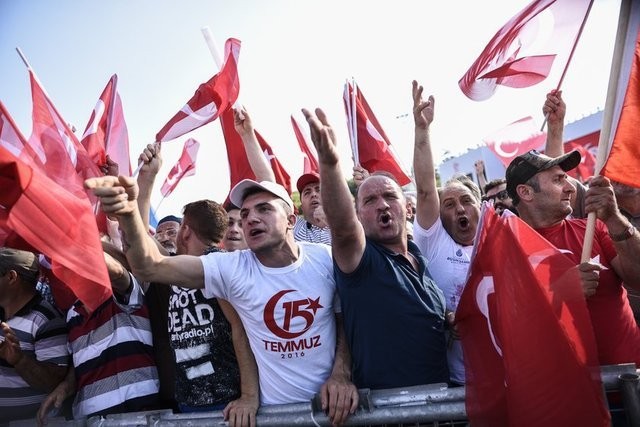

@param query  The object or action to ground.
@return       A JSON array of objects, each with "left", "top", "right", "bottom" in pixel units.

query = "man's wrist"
[{"left": 609, "top": 224, "right": 636, "bottom": 242}]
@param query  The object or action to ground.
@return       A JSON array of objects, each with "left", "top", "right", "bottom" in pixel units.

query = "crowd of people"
[{"left": 0, "top": 83, "right": 639, "bottom": 426}]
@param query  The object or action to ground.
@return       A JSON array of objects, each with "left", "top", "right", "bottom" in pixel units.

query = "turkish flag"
[
  {"left": 343, "top": 81, "right": 412, "bottom": 186},
  {"left": 219, "top": 109, "right": 291, "bottom": 194},
  {"left": 156, "top": 38, "right": 241, "bottom": 142},
  {"left": 291, "top": 115, "right": 318, "bottom": 175},
  {"left": 0, "top": 146, "right": 112, "bottom": 313},
  {"left": 564, "top": 139, "right": 596, "bottom": 181},
  {"left": 484, "top": 116, "right": 547, "bottom": 167},
  {"left": 81, "top": 74, "right": 132, "bottom": 175},
  {"left": 0, "top": 101, "right": 42, "bottom": 170},
  {"left": 160, "top": 138, "right": 200, "bottom": 198},
  {"left": 459, "top": 0, "right": 593, "bottom": 101},
  {"left": 601, "top": 26, "right": 640, "bottom": 187},
  {"left": 457, "top": 206, "right": 609, "bottom": 426}
]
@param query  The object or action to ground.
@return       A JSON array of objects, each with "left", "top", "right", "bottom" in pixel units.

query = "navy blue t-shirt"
[{"left": 335, "top": 239, "right": 449, "bottom": 389}]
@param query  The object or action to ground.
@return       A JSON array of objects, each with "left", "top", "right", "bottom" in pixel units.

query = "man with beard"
[
  {"left": 506, "top": 149, "right": 640, "bottom": 366},
  {"left": 155, "top": 216, "right": 181, "bottom": 254},
  {"left": 303, "top": 107, "right": 448, "bottom": 390},
  {"left": 411, "top": 80, "right": 481, "bottom": 386},
  {"left": 483, "top": 179, "right": 516, "bottom": 215}
]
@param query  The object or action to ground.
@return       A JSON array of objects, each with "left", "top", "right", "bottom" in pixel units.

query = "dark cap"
[
  {"left": 296, "top": 172, "right": 320, "bottom": 194},
  {"left": 0, "top": 247, "right": 40, "bottom": 281},
  {"left": 506, "top": 150, "right": 581, "bottom": 202},
  {"left": 158, "top": 215, "right": 182, "bottom": 226}
]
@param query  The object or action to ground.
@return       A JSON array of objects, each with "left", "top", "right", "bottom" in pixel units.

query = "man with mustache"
[{"left": 411, "top": 80, "right": 482, "bottom": 386}]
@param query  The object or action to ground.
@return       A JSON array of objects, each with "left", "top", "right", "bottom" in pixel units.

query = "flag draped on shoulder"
[
  {"left": 600, "top": 11, "right": 640, "bottom": 187},
  {"left": 483, "top": 116, "right": 547, "bottom": 167},
  {"left": 291, "top": 115, "right": 318, "bottom": 175},
  {"left": 81, "top": 74, "right": 132, "bottom": 175},
  {"left": 459, "top": 0, "right": 593, "bottom": 101},
  {"left": 160, "top": 138, "right": 200, "bottom": 198},
  {"left": 220, "top": 109, "right": 291, "bottom": 193},
  {"left": 0, "top": 145, "right": 112, "bottom": 313},
  {"left": 343, "top": 80, "right": 412, "bottom": 186},
  {"left": 156, "top": 38, "right": 241, "bottom": 142},
  {"left": 456, "top": 205, "right": 609, "bottom": 427}
]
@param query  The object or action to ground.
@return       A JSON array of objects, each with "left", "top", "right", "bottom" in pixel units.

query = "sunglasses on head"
[{"left": 485, "top": 189, "right": 510, "bottom": 203}]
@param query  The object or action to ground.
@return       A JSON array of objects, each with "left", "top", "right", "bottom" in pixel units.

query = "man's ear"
[
  {"left": 516, "top": 184, "right": 533, "bottom": 203},
  {"left": 287, "top": 213, "right": 297, "bottom": 229}
]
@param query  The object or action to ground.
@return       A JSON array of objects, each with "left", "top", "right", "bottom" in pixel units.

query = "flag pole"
[
  {"left": 580, "top": 0, "right": 632, "bottom": 263},
  {"left": 201, "top": 27, "right": 242, "bottom": 113},
  {"left": 351, "top": 78, "right": 359, "bottom": 166},
  {"left": 155, "top": 195, "right": 166, "bottom": 214},
  {"left": 15, "top": 47, "right": 33, "bottom": 70},
  {"left": 540, "top": 0, "right": 596, "bottom": 131}
]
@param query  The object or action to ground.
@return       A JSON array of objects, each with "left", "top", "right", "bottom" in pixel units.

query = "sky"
[{"left": 0, "top": 0, "right": 621, "bottom": 218}]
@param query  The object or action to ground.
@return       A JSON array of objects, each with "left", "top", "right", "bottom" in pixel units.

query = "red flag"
[
  {"left": 484, "top": 116, "right": 547, "bottom": 167},
  {"left": 291, "top": 115, "right": 318, "bottom": 175},
  {"left": 160, "top": 138, "right": 200, "bottom": 198},
  {"left": 564, "top": 139, "right": 596, "bottom": 181},
  {"left": 457, "top": 206, "right": 609, "bottom": 426},
  {"left": 459, "top": 0, "right": 593, "bottom": 101},
  {"left": 220, "top": 109, "right": 291, "bottom": 193},
  {"left": 81, "top": 74, "right": 132, "bottom": 175},
  {"left": 601, "top": 26, "right": 640, "bottom": 187},
  {"left": 28, "top": 71, "right": 103, "bottom": 193},
  {"left": 0, "top": 101, "right": 42, "bottom": 169},
  {"left": 156, "top": 38, "right": 241, "bottom": 142},
  {"left": 0, "top": 145, "right": 112, "bottom": 313},
  {"left": 343, "top": 82, "right": 412, "bottom": 186}
]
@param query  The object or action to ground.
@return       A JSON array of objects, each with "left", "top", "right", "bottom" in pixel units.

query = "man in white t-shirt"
[
  {"left": 85, "top": 175, "right": 358, "bottom": 425},
  {"left": 411, "top": 81, "right": 482, "bottom": 385}
]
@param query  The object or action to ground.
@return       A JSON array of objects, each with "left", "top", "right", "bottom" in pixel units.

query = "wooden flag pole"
[{"left": 580, "top": 0, "right": 632, "bottom": 263}]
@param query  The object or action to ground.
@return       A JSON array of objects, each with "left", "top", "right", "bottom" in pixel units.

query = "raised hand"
[
  {"left": 302, "top": 108, "right": 339, "bottom": 166},
  {"left": 412, "top": 80, "right": 435, "bottom": 130},
  {"left": 84, "top": 175, "right": 139, "bottom": 216}
]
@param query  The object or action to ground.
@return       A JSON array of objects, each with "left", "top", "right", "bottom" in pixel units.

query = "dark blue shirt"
[{"left": 335, "top": 239, "right": 449, "bottom": 389}]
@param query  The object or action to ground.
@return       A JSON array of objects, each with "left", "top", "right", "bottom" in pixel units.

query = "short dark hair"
[
  {"left": 484, "top": 178, "right": 506, "bottom": 195},
  {"left": 182, "top": 200, "right": 228, "bottom": 244}
]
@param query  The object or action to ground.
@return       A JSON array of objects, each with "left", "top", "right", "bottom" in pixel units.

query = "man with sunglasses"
[{"left": 483, "top": 179, "right": 516, "bottom": 216}]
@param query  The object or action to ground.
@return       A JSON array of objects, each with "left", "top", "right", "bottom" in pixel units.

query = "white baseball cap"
[{"left": 230, "top": 179, "right": 294, "bottom": 210}]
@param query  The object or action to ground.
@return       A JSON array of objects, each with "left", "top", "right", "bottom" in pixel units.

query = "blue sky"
[{"left": 0, "top": 0, "right": 620, "bottom": 217}]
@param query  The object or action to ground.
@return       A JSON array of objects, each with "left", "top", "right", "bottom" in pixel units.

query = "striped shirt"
[
  {"left": 67, "top": 276, "right": 159, "bottom": 418},
  {"left": 293, "top": 218, "right": 332, "bottom": 245},
  {"left": 0, "top": 294, "right": 69, "bottom": 423}
]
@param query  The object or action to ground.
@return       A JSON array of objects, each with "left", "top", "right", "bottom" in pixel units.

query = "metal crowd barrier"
[{"left": 11, "top": 364, "right": 640, "bottom": 426}]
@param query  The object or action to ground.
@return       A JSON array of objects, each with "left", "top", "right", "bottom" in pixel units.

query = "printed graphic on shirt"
[{"left": 262, "top": 289, "right": 324, "bottom": 358}]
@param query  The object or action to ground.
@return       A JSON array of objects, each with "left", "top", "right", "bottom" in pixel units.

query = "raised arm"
[
  {"left": 303, "top": 108, "right": 365, "bottom": 273},
  {"left": 543, "top": 89, "right": 566, "bottom": 157},
  {"left": 84, "top": 175, "right": 203, "bottom": 288},
  {"left": 234, "top": 107, "right": 276, "bottom": 182},
  {"left": 411, "top": 80, "right": 440, "bottom": 229},
  {"left": 136, "top": 143, "right": 162, "bottom": 232}
]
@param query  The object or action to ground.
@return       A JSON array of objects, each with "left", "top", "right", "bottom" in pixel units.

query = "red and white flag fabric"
[
  {"left": 343, "top": 81, "right": 412, "bottom": 186},
  {"left": 160, "top": 138, "right": 200, "bottom": 198},
  {"left": 564, "top": 139, "right": 596, "bottom": 181},
  {"left": 459, "top": 0, "right": 593, "bottom": 101},
  {"left": 291, "top": 115, "right": 319, "bottom": 175},
  {"left": 483, "top": 116, "right": 547, "bottom": 167},
  {"left": 156, "top": 38, "right": 241, "bottom": 142},
  {"left": 220, "top": 109, "right": 291, "bottom": 193},
  {"left": 28, "top": 70, "right": 102, "bottom": 195},
  {"left": 0, "top": 101, "right": 42, "bottom": 169},
  {"left": 600, "top": 11, "right": 640, "bottom": 188},
  {"left": 456, "top": 205, "right": 609, "bottom": 427},
  {"left": 81, "top": 74, "right": 132, "bottom": 175},
  {"left": 0, "top": 145, "right": 112, "bottom": 313}
]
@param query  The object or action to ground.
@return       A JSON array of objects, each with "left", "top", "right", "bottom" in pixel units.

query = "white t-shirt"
[
  {"left": 413, "top": 218, "right": 473, "bottom": 385},
  {"left": 201, "top": 242, "right": 338, "bottom": 405}
]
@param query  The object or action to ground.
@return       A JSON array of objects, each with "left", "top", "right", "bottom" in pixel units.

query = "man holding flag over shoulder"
[{"left": 505, "top": 149, "right": 640, "bottom": 365}]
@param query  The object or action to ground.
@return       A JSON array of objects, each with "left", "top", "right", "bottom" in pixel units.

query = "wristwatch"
[{"left": 609, "top": 224, "right": 636, "bottom": 242}]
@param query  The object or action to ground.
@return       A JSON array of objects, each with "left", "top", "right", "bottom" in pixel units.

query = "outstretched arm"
[
  {"left": 303, "top": 108, "right": 365, "bottom": 274},
  {"left": 411, "top": 80, "right": 440, "bottom": 230},
  {"left": 84, "top": 176, "right": 203, "bottom": 288},
  {"left": 136, "top": 143, "right": 163, "bottom": 232},
  {"left": 234, "top": 107, "right": 276, "bottom": 182}
]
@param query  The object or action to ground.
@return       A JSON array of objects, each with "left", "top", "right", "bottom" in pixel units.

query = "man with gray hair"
[{"left": 0, "top": 247, "right": 68, "bottom": 423}]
